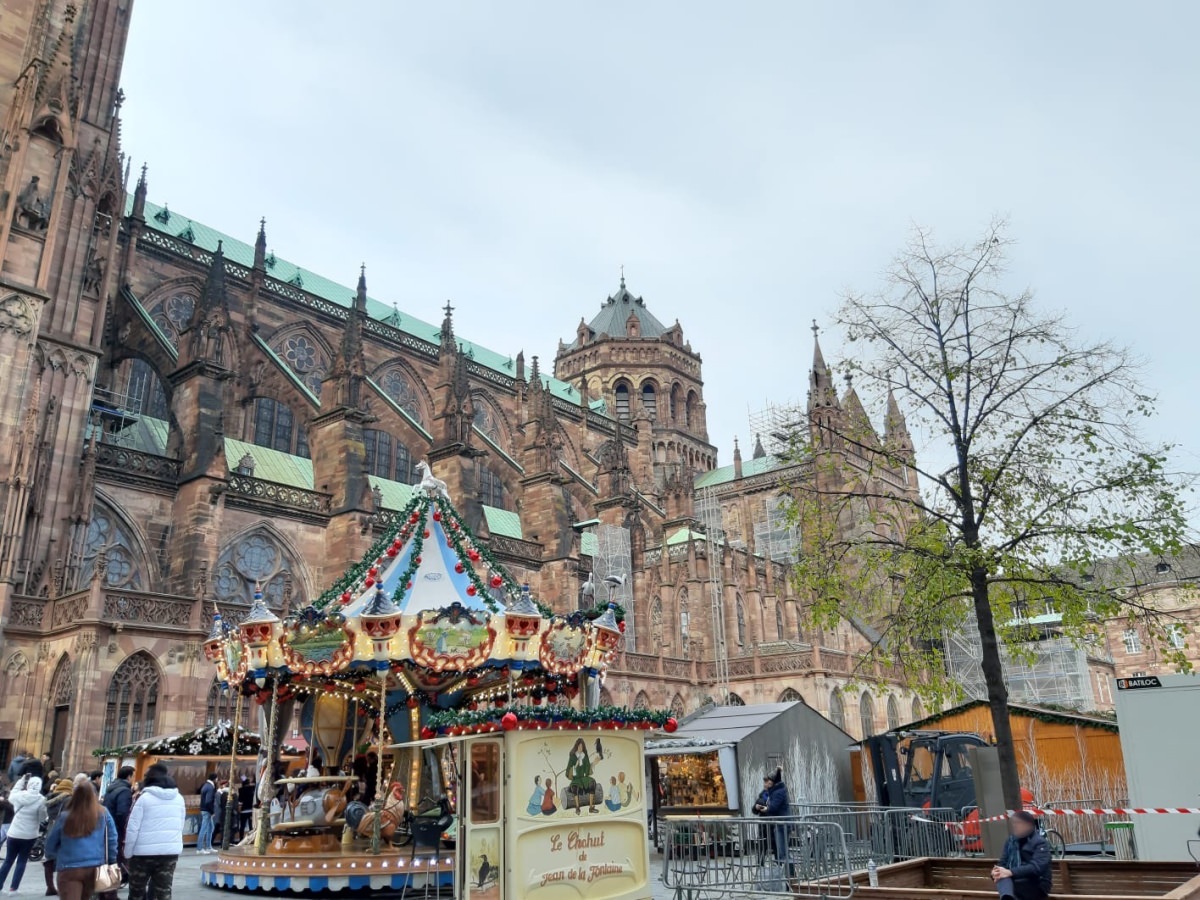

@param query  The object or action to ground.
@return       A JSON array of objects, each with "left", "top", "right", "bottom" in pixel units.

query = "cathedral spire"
[
  {"left": 253, "top": 218, "right": 267, "bottom": 271},
  {"left": 440, "top": 300, "right": 456, "bottom": 352},
  {"left": 131, "top": 164, "right": 148, "bottom": 221},
  {"left": 807, "top": 321, "right": 839, "bottom": 412},
  {"left": 196, "top": 241, "right": 229, "bottom": 318},
  {"left": 752, "top": 433, "right": 766, "bottom": 459},
  {"left": 733, "top": 435, "right": 743, "bottom": 479},
  {"left": 356, "top": 264, "right": 368, "bottom": 312}
]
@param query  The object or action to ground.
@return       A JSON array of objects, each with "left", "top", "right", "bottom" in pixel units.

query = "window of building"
[
  {"left": 727, "top": 693, "right": 746, "bottom": 707},
  {"left": 829, "top": 690, "right": 845, "bottom": 731},
  {"left": 614, "top": 383, "right": 631, "bottom": 422},
  {"left": 1122, "top": 628, "right": 1141, "bottom": 655},
  {"left": 779, "top": 688, "right": 802, "bottom": 703},
  {"left": 641, "top": 382, "right": 657, "bottom": 421},
  {"left": 101, "top": 653, "right": 160, "bottom": 749},
  {"left": 206, "top": 679, "right": 253, "bottom": 730},
  {"left": 680, "top": 594, "right": 690, "bottom": 657},
  {"left": 736, "top": 596, "right": 746, "bottom": 645},
  {"left": 1168, "top": 624, "right": 1187, "bottom": 650},
  {"left": 478, "top": 465, "right": 505, "bottom": 508},
  {"left": 911, "top": 697, "right": 925, "bottom": 721},
  {"left": 775, "top": 602, "right": 784, "bottom": 640},
  {"left": 124, "top": 358, "right": 170, "bottom": 421},
  {"left": 859, "top": 693, "right": 875, "bottom": 738},
  {"left": 252, "top": 398, "right": 308, "bottom": 458},
  {"left": 380, "top": 368, "right": 425, "bottom": 425},
  {"left": 468, "top": 741, "right": 501, "bottom": 825},
  {"left": 669, "top": 384, "right": 680, "bottom": 422},
  {"left": 887, "top": 696, "right": 901, "bottom": 731}
]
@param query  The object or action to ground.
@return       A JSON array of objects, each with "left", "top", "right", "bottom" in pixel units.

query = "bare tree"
[{"left": 788, "top": 220, "right": 1190, "bottom": 809}]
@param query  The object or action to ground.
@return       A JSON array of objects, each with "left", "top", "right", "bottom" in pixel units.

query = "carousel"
[{"left": 200, "top": 469, "right": 673, "bottom": 899}]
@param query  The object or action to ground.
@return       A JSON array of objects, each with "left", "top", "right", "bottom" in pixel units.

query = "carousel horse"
[{"left": 355, "top": 782, "right": 407, "bottom": 840}]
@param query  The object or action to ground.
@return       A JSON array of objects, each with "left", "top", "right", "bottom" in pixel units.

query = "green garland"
[
  {"left": 91, "top": 724, "right": 303, "bottom": 759},
  {"left": 427, "top": 703, "right": 669, "bottom": 733},
  {"left": 315, "top": 492, "right": 424, "bottom": 610},
  {"left": 580, "top": 601, "right": 626, "bottom": 623}
]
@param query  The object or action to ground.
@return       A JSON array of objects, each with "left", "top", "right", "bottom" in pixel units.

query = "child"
[
  {"left": 605, "top": 777, "right": 622, "bottom": 813},
  {"left": 525, "top": 777, "right": 545, "bottom": 817},
  {"left": 540, "top": 776, "right": 557, "bottom": 815}
]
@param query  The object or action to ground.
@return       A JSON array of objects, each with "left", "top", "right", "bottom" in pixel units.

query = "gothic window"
[
  {"left": 394, "top": 441, "right": 416, "bottom": 484},
  {"left": 641, "top": 381, "right": 657, "bottom": 421},
  {"left": 633, "top": 690, "right": 651, "bottom": 709},
  {"left": 650, "top": 597, "right": 663, "bottom": 645},
  {"left": 50, "top": 657, "right": 73, "bottom": 708},
  {"left": 363, "top": 429, "right": 417, "bottom": 483},
  {"left": 213, "top": 528, "right": 304, "bottom": 609},
  {"left": 671, "top": 694, "right": 685, "bottom": 717},
  {"left": 775, "top": 602, "right": 784, "bottom": 640},
  {"left": 679, "top": 592, "right": 690, "bottom": 657},
  {"left": 887, "top": 696, "right": 901, "bottom": 731},
  {"left": 727, "top": 693, "right": 746, "bottom": 707},
  {"left": 80, "top": 500, "right": 144, "bottom": 589},
  {"left": 859, "top": 693, "right": 875, "bottom": 738},
  {"left": 614, "top": 382, "right": 631, "bottom": 422},
  {"left": 779, "top": 688, "right": 803, "bottom": 703},
  {"left": 685, "top": 390, "right": 698, "bottom": 429},
  {"left": 911, "top": 697, "right": 925, "bottom": 721},
  {"left": 477, "top": 464, "right": 505, "bottom": 509},
  {"left": 273, "top": 333, "right": 330, "bottom": 399},
  {"left": 380, "top": 368, "right": 425, "bottom": 425},
  {"left": 101, "top": 653, "right": 160, "bottom": 748},
  {"left": 252, "top": 398, "right": 308, "bottom": 458},
  {"left": 206, "top": 678, "right": 253, "bottom": 730},
  {"left": 598, "top": 688, "right": 614, "bottom": 706},
  {"left": 473, "top": 403, "right": 501, "bottom": 444},
  {"left": 736, "top": 596, "right": 746, "bottom": 646},
  {"left": 122, "top": 358, "right": 170, "bottom": 421},
  {"left": 147, "top": 292, "right": 196, "bottom": 349},
  {"left": 829, "top": 691, "right": 845, "bottom": 731}
]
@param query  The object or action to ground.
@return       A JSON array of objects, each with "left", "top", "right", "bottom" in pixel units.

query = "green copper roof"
[
  {"left": 665, "top": 527, "right": 706, "bottom": 546},
  {"left": 224, "top": 437, "right": 314, "bottom": 489},
  {"left": 117, "top": 415, "right": 170, "bottom": 456},
  {"left": 567, "top": 282, "right": 669, "bottom": 349},
  {"left": 128, "top": 196, "right": 604, "bottom": 413},
  {"left": 581, "top": 532, "right": 598, "bottom": 557},
  {"left": 368, "top": 475, "right": 417, "bottom": 511},
  {"left": 483, "top": 506, "right": 523, "bottom": 539},
  {"left": 693, "top": 454, "right": 783, "bottom": 489}
]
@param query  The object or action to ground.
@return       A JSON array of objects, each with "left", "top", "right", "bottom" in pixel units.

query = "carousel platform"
[{"left": 200, "top": 845, "right": 455, "bottom": 893}]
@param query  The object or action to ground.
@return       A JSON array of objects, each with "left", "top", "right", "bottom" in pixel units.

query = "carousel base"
[{"left": 201, "top": 844, "right": 456, "bottom": 893}]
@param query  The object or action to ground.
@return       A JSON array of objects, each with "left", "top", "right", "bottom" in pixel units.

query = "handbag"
[{"left": 94, "top": 815, "right": 122, "bottom": 893}]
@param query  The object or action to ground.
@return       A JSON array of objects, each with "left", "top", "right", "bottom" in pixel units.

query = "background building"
[{"left": 0, "top": 0, "right": 922, "bottom": 773}]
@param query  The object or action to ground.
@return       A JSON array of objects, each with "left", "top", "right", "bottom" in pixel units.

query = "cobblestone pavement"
[{"left": 7, "top": 850, "right": 678, "bottom": 899}]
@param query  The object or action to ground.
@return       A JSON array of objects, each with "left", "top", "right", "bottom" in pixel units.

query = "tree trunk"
[{"left": 971, "top": 567, "right": 1023, "bottom": 810}]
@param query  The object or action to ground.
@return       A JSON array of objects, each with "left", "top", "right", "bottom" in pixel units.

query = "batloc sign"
[{"left": 1116, "top": 676, "right": 1161, "bottom": 690}]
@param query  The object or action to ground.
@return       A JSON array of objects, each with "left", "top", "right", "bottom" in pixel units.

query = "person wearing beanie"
[
  {"left": 991, "top": 810, "right": 1052, "bottom": 900},
  {"left": 42, "top": 779, "right": 74, "bottom": 896}
]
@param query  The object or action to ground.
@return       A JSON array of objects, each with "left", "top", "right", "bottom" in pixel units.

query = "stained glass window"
[
  {"left": 80, "top": 502, "right": 143, "bottom": 589},
  {"left": 213, "top": 528, "right": 304, "bottom": 609},
  {"left": 379, "top": 369, "right": 424, "bottom": 425}
]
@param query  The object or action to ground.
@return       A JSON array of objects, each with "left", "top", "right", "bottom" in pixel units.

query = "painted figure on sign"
[
  {"left": 540, "top": 775, "right": 557, "bottom": 815},
  {"left": 525, "top": 776, "right": 545, "bottom": 816},
  {"left": 605, "top": 777, "right": 622, "bottom": 812},
  {"left": 565, "top": 738, "right": 599, "bottom": 815}
]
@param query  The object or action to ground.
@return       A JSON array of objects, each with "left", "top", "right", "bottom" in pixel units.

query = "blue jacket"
[
  {"left": 763, "top": 780, "right": 789, "bottom": 817},
  {"left": 1000, "top": 831, "right": 1052, "bottom": 898},
  {"left": 199, "top": 780, "right": 217, "bottom": 814},
  {"left": 45, "top": 809, "right": 118, "bottom": 871}
]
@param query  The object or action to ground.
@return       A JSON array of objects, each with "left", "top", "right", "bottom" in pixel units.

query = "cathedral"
[{"left": 0, "top": 0, "right": 922, "bottom": 774}]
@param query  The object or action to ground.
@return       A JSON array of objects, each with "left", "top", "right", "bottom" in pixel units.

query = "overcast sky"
[{"left": 119, "top": 1, "right": 1200, "bottom": 501}]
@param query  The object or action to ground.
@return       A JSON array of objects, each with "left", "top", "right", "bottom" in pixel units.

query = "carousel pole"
[
  {"left": 370, "top": 669, "right": 387, "bottom": 855},
  {"left": 222, "top": 690, "right": 244, "bottom": 850},
  {"left": 255, "top": 683, "right": 280, "bottom": 856}
]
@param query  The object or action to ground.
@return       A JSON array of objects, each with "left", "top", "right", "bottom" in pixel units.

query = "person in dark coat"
[
  {"left": 752, "top": 768, "right": 790, "bottom": 864},
  {"left": 236, "top": 778, "right": 254, "bottom": 842},
  {"left": 100, "top": 765, "right": 134, "bottom": 896},
  {"left": 992, "top": 810, "right": 1052, "bottom": 900}
]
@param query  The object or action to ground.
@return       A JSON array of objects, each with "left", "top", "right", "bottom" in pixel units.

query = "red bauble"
[
  {"left": 386, "top": 547, "right": 398, "bottom": 558},
  {"left": 410, "top": 513, "right": 420, "bottom": 524},
  {"left": 468, "top": 550, "right": 481, "bottom": 562},
  {"left": 490, "top": 575, "right": 503, "bottom": 588},
  {"left": 466, "top": 584, "right": 477, "bottom": 596},
  {"left": 494, "top": 698, "right": 505, "bottom": 708},
  {"left": 433, "top": 511, "right": 442, "bottom": 521},
  {"left": 448, "top": 726, "right": 461, "bottom": 736},
  {"left": 406, "top": 697, "right": 419, "bottom": 709},
  {"left": 618, "top": 621, "right": 626, "bottom": 633},
  {"left": 420, "top": 726, "right": 435, "bottom": 741},
  {"left": 423, "top": 529, "right": 431, "bottom": 539},
  {"left": 501, "top": 712, "right": 519, "bottom": 731},
  {"left": 406, "top": 581, "right": 413, "bottom": 590},
  {"left": 532, "top": 695, "right": 543, "bottom": 706},
  {"left": 454, "top": 562, "right": 464, "bottom": 574},
  {"left": 364, "top": 577, "right": 375, "bottom": 588},
  {"left": 367, "top": 566, "right": 379, "bottom": 577},
  {"left": 664, "top": 717, "right": 678, "bottom": 733},
  {"left": 340, "top": 591, "right": 352, "bottom": 603},
  {"left": 468, "top": 702, "right": 478, "bottom": 711}
]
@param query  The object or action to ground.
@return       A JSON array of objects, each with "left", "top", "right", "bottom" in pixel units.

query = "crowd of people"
[{"left": 0, "top": 753, "right": 185, "bottom": 900}]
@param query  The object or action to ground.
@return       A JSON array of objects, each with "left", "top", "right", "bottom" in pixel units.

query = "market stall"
[{"left": 199, "top": 473, "right": 666, "bottom": 899}]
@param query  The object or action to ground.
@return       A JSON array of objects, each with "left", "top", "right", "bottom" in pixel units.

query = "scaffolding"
[
  {"left": 754, "top": 494, "right": 800, "bottom": 563},
  {"left": 944, "top": 607, "right": 1096, "bottom": 710},
  {"left": 698, "top": 485, "right": 731, "bottom": 705},
  {"left": 747, "top": 400, "right": 807, "bottom": 457},
  {"left": 593, "top": 524, "right": 635, "bottom": 652}
]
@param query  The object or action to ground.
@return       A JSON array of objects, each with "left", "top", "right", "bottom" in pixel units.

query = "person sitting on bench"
[{"left": 991, "top": 810, "right": 1052, "bottom": 900}]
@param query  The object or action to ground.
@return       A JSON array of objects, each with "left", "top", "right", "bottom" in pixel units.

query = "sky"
[{"left": 118, "top": 1, "right": 1200, "bottom": 494}]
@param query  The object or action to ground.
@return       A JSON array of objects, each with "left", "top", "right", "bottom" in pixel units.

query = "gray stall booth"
[
  {"left": 1114, "top": 673, "right": 1200, "bottom": 861},
  {"left": 646, "top": 701, "right": 855, "bottom": 845}
]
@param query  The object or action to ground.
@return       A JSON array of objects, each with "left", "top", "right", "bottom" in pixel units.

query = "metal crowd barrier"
[
  {"left": 661, "top": 817, "right": 856, "bottom": 899},
  {"left": 795, "top": 806, "right": 966, "bottom": 863}
]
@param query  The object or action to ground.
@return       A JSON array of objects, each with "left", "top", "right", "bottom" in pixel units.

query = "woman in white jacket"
[
  {"left": 123, "top": 764, "right": 184, "bottom": 900},
  {"left": 0, "top": 773, "right": 45, "bottom": 891}
]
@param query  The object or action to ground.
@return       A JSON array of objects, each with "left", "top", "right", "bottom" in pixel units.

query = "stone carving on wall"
[
  {"left": 103, "top": 594, "right": 191, "bottom": 628},
  {"left": 213, "top": 528, "right": 305, "bottom": 609},
  {"left": 0, "top": 295, "right": 34, "bottom": 335},
  {"left": 9, "top": 599, "right": 44, "bottom": 629},
  {"left": 13, "top": 176, "right": 49, "bottom": 231},
  {"left": 4, "top": 652, "right": 30, "bottom": 677},
  {"left": 50, "top": 658, "right": 74, "bottom": 706},
  {"left": 79, "top": 501, "right": 145, "bottom": 590}
]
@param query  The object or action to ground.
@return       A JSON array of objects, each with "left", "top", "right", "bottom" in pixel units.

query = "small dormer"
[
  {"left": 577, "top": 317, "right": 591, "bottom": 346},
  {"left": 626, "top": 311, "right": 641, "bottom": 338},
  {"left": 664, "top": 321, "right": 684, "bottom": 346}
]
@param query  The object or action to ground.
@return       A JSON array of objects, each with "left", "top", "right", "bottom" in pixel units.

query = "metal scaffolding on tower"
[
  {"left": 594, "top": 524, "right": 634, "bottom": 652},
  {"left": 697, "top": 485, "right": 731, "bottom": 705}
]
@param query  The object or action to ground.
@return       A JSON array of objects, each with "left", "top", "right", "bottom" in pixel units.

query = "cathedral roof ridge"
[{"left": 127, "top": 194, "right": 601, "bottom": 417}]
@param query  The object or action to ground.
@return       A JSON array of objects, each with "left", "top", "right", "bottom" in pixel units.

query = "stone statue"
[{"left": 14, "top": 176, "right": 49, "bottom": 231}]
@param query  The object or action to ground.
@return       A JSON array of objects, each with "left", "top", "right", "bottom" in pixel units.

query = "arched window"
[
  {"left": 727, "top": 693, "right": 746, "bottom": 707},
  {"left": 641, "top": 382, "right": 657, "bottom": 421},
  {"left": 829, "top": 690, "right": 846, "bottom": 731},
  {"left": 859, "top": 693, "right": 875, "bottom": 739},
  {"left": 671, "top": 694, "right": 686, "bottom": 717},
  {"left": 274, "top": 332, "right": 330, "bottom": 399},
  {"left": 614, "top": 382, "right": 631, "bottom": 422},
  {"left": 650, "top": 597, "right": 663, "bottom": 645},
  {"left": 911, "top": 697, "right": 925, "bottom": 721},
  {"left": 206, "top": 679, "right": 253, "bottom": 730},
  {"left": 634, "top": 690, "right": 651, "bottom": 709},
  {"left": 779, "top": 688, "right": 803, "bottom": 703},
  {"left": 775, "top": 602, "right": 784, "bottom": 640},
  {"left": 685, "top": 390, "right": 698, "bottom": 429},
  {"left": 477, "top": 464, "right": 505, "bottom": 508},
  {"left": 47, "top": 657, "right": 74, "bottom": 768},
  {"left": 102, "top": 653, "right": 160, "bottom": 748},
  {"left": 252, "top": 398, "right": 308, "bottom": 458},
  {"left": 364, "top": 428, "right": 416, "bottom": 483},
  {"left": 213, "top": 527, "right": 305, "bottom": 609},
  {"left": 669, "top": 384, "right": 681, "bottom": 422},
  {"left": 121, "top": 358, "right": 170, "bottom": 422},
  {"left": 679, "top": 592, "right": 690, "bottom": 657},
  {"left": 887, "top": 696, "right": 901, "bottom": 731},
  {"left": 473, "top": 403, "right": 501, "bottom": 445},
  {"left": 736, "top": 596, "right": 746, "bottom": 645},
  {"left": 146, "top": 291, "right": 196, "bottom": 350},
  {"left": 80, "top": 499, "right": 146, "bottom": 590},
  {"left": 380, "top": 368, "right": 425, "bottom": 425}
]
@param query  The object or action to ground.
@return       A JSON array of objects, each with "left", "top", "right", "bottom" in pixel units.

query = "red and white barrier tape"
[{"left": 972, "top": 807, "right": 1200, "bottom": 824}]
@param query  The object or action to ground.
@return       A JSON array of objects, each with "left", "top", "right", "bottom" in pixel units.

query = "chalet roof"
[{"left": 900, "top": 698, "right": 1119, "bottom": 734}]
